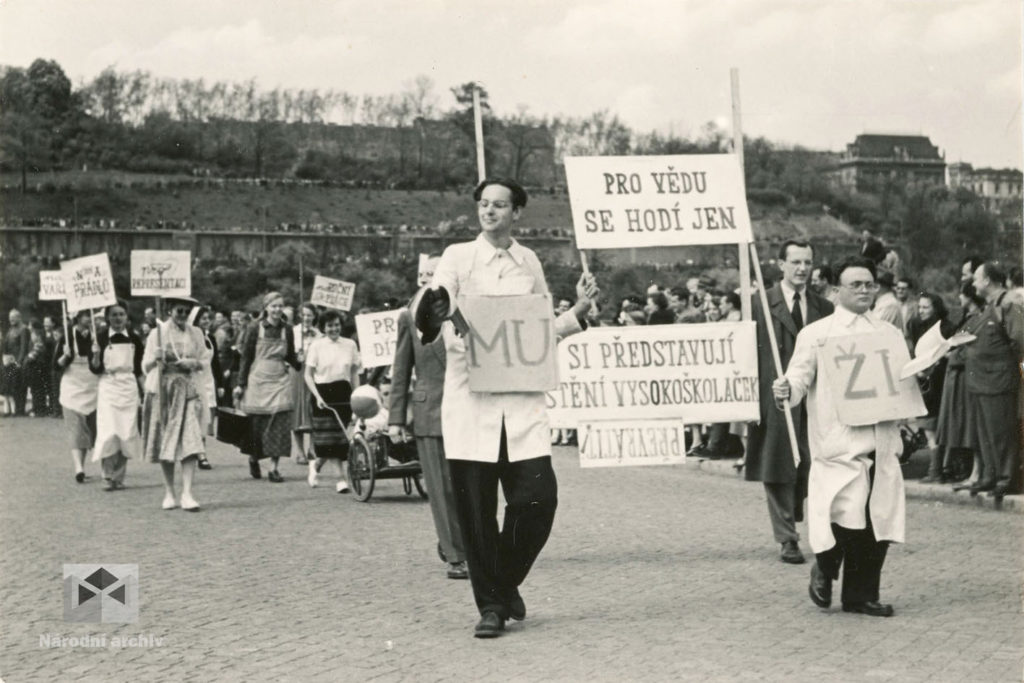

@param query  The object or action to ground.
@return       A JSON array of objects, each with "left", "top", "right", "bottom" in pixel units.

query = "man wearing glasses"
[
  {"left": 773, "top": 256, "right": 907, "bottom": 618},
  {"left": 416, "top": 178, "right": 599, "bottom": 638}
]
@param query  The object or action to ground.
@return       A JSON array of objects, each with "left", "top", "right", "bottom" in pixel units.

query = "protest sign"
[
  {"left": 60, "top": 253, "right": 117, "bottom": 312},
  {"left": 564, "top": 154, "right": 753, "bottom": 249},
  {"left": 310, "top": 275, "right": 356, "bottom": 311},
  {"left": 458, "top": 294, "right": 557, "bottom": 393},
  {"left": 355, "top": 309, "right": 405, "bottom": 369},
  {"left": 39, "top": 271, "right": 66, "bottom": 301},
  {"left": 129, "top": 250, "right": 191, "bottom": 297},
  {"left": 546, "top": 322, "right": 759, "bottom": 427},
  {"left": 821, "top": 332, "right": 927, "bottom": 426},
  {"left": 577, "top": 419, "right": 688, "bottom": 468}
]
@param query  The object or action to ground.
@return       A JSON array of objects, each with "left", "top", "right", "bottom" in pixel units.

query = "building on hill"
[
  {"left": 946, "top": 162, "right": 1023, "bottom": 209},
  {"left": 825, "top": 133, "right": 946, "bottom": 192}
]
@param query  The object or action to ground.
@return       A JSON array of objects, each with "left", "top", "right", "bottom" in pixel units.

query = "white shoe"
[
  {"left": 336, "top": 480, "right": 349, "bottom": 493},
  {"left": 180, "top": 492, "right": 201, "bottom": 512},
  {"left": 161, "top": 493, "right": 177, "bottom": 510},
  {"left": 307, "top": 464, "right": 318, "bottom": 488}
]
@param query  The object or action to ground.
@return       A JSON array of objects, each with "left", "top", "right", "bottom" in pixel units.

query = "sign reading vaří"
[
  {"left": 565, "top": 154, "right": 753, "bottom": 249},
  {"left": 459, "top": 294, "right": 556, "bottom": 393},
  {"left": 546, "top": 322, "right": 759, "bottom": 426}
]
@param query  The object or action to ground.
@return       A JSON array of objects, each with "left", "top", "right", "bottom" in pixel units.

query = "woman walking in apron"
[
  {"left": 290, "top": 302, "right": 321, "bottom": 464},
  {"left": 142, "top": 296, "right": 209, "bottom": 511},
  {"left": 55, "top": 310, "right": 98, "bottom": 482},
  {"left": 89, "top": 303, "right": 144, "bottom": 491},
  {"left": 235, "top": 292, "right": 301, "bottom": 482}
]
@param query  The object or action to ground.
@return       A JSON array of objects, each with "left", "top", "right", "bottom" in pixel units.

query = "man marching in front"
[
  {"left": 417, "top": 178, "right": 598, "bottom": 638},
  {"left": 773, "top": 256, "right": 906, "bottom": 617}
]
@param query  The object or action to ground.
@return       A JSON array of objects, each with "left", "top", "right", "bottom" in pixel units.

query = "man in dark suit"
[
  {"left": 746, "top": 240, "right": 834, "bottom": 564},
  {"left": 389, "top": 263, "right": 467, "bottom": 580}
]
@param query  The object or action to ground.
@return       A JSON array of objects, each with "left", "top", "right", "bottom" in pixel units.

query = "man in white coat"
[
  {"left": 772, "top": 256, "right": 906, "bottom": 618},
  {"left": 417, "top": 177, "right": 598, "bottom": 638}
]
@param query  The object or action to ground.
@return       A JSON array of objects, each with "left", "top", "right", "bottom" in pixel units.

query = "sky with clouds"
[{"left": 1, "top": 0, "right": 1020, "bottom": 168}]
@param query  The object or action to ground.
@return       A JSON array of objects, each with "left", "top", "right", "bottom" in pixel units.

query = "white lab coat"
[
  {"left": 431, "top": 235, "right": 583, "bottom": 462},
  {"left": 784, "top": 307, "right": 906, "bottom": 553}
]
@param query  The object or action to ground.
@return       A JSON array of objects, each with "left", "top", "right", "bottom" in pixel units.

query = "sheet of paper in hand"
[
  {"left": 459, "top": 294, "right": 557, "bottom": 393},
  {"left": 821, "top": 332, "right": 926, "bottom": 426}
]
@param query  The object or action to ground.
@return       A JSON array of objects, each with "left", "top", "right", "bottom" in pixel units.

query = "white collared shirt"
[
  {"left": 779, "top": 279, "right": 806, "bottom": 316},
  {"left": 431, "top": 234, "right": 583, "bottom": 463}
]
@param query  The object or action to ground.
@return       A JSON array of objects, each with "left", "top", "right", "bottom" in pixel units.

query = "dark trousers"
[
  {"left": 814, "top": 453, "right": 889, "bottom": 605},
  {"left": 969, "top": 391, "right": 1019, "bottom": 489},
  {"left": 448, "top": 427, "right": 558, "bottom": 619}
]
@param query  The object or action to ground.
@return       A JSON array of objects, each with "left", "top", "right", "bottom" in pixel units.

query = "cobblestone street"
[{"left": 1, "top": 416, "right": 1021, "bottom": 682}]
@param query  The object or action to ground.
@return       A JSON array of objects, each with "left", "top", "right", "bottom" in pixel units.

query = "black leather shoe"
[
  {"left": 267, "top": 470, "right": 284, "bottom": 483},
  {"left": 446, "top": 562, "right": 468, "bottom": 580},
  {"left": 473, "top": 611, "right": 505, "bottom": 638},
  {"left": 842, "top": 601, "right": 894, "bottom": 617},
  {"left": 197, "top": 457, "right": 212, "bottom": 470},
  {"left": 781, "top": 540, "right": 806, "bottom": 564},
  {"left": 509, "top": 591, "right": 526, "bottom": 621},
  {"left": 75, "top": 472, "right": 85, "bottom": 483},
  {"left": 970, "top": 481, "right": 995, "bottom": 496},
  {"left": 248, "top": 458, "right": 262, "bottom": 479},
  {"left": 808, "top": 564, "right": 831, "bottom": 608}
]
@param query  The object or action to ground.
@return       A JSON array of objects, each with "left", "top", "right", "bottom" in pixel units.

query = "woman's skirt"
[
  {"left": 244, "top": 411, "right": 293, "bottom": 460},
  {"left": 63, "top": 407, "right": 97, "bottom": 450},
  {"left": 0, "top": 363, "right": 20, "bottom": 396},
  {"left": 310, "top": 380, "right": 352, "bottom": 460},
  {"left": 291, "top": 370, "right": 313, "bottom": 431},
  {"left": 143, "top": 374, "right": 206, "bottom": 463},
  {"left": 936, "top": 366, "right": 972, "bottom": 450}
]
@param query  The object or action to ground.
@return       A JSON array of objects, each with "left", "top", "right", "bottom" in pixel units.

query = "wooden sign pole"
[
  {"left": 731, "top": 68, "right": 753, "bottom": 323},
  {"left": 473, "top": 85, "right": 486, "bottom": 183}
]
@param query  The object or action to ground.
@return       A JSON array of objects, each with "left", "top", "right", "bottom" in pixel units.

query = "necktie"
[{"left": 792, "top": 292, "right": 804, "bottom": 331}]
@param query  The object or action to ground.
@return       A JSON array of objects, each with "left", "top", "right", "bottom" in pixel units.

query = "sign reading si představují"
[
  {"left": 310, "top": 275, "right": 356, "bottom": 311},
  {"left": 820, "top": 331, "right": 927, "bottom": 426},
  {"left": 564, "top": 154, "right": 753, "bottom": 249},
  {"left": 60, "top": 253, "right": 117, "bottom": 313},
  {"left": 39, "top": 271, "right": 66, "bottom": 301},
  {"left": 546, "top": 322, "right": 759, "bottom": 426},
  {"left": 130, "top": 250, "right": 191, "bottom": 297}
]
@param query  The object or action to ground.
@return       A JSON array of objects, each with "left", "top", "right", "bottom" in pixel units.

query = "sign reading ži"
[
  {"left": 564, "top": 154, "right": 754, "bottom": 249},
  {"left": 39, "top": 271, "right": 66, "bottom": 301},
  {"left": 546, "top": 322, "right": 759, "bottom": 427},
  {"left": 459, "top": 294, "right": 557, "bottom": 393},
  {"left": 60, "top": 253, "right": 117, "bottom": 312},
  {"left": 821, "top": 332, "right": 927, "bottom": 426},
  {"left": 310, "top": 275, "right": 356, "bottom": 311},
  {"left": 354, "top": 309, "right": 405, "bottom": 369},
  {"left": 577, "top": 419, "right": 688, "bottom": 468},
  {"left": 129, "top": 250, "right": 191, "bottom": 297}
]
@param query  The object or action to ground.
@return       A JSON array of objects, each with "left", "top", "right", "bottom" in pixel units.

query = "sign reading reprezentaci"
[
  {"left": 564, "top": 154, "right": 754, "bottom": 249},
  {"left": 820, "top": 332, "right": 927, "bottom": 426},
  {"left": 60, "top": 253, "right": 117, "bottom": 312},
  {"left": 310, "top": 275, "right": 356, "bottom": 311},
  {"left": 577, "top": 419, "right": 688, "bottom": 468},
  {"left": 354, "top": 309, "right": 405, "bottom": 369},
  {"left": 39, "top": 271, "right": 67, "bottom": 301},
  {"left": 129, "top": 250, "right": 191, "bottom": 297},
  {"left": 546, "top": 322, "right": 759, "bottom": 426},
  {"left": 459, "top": 294, "right": 557, "bottom": 393}
]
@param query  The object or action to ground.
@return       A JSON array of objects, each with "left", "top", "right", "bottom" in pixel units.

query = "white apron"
[
  {"left": 240, "top": 324, "right": 293, "bottom": 415},
  {"left": 93, "top": 344, "right": 142, "bottom": 461},
  {"left": 60, "top": 352, "right": 98, "bottom": 415}
]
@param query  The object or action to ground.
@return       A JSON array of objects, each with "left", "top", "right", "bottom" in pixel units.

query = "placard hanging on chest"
[{"left": 459, "top": 294, "right": 557, "bottom": 393}]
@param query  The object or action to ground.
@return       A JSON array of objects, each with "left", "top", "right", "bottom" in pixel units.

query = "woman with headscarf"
[
  {"left": 290, "top": 302, "right": 322, "bottom": 464},
  {"left": 55, "top": 309, "right": 98, "bottom": 482},
  {"left": 89, "top": 302, "right": 144, "bottom": 491},
  {"left": 235, "top": 292, "right": 301, "bottom": 482},
  {"left": 142, "top": 296, "right": 209, "bottom": 511},
  {"left": 303, "top": 309, "right": 361, "bottom": 491}
]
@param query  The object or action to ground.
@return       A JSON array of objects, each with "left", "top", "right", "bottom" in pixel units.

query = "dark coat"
[
  {"left": 745, "top": 284, "right": 834, "bottom": 483},
  {"left": 389, "top": 307, "right": 446, "bottom": 437},
  {"left": 964, "top": 292, "right": 1024, "bottom": 396}
]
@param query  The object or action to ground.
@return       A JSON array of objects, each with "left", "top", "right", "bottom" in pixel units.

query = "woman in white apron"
[
  {"left": 55, "top": 310, "right": 99, "bottom": 483},
  {"left": 234, "top": 292, "right": 301, "bottom": 483},
  {"left": 89, "top": 303, "right": 143, "bottom": 491},
  {"left": 142, "top": 296, "right": 210, "bottom": 511},
  {"left": 290, "top": 302, "right": 321, "bottom": 463}
]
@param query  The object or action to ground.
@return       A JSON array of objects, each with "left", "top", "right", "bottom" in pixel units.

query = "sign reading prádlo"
[
  {"left": 130, "top": 250, "right": 191, "bottom": 297},
  {"left": 546, "top": 322, "right": 759, "bottom": 426},
  {"left": 60, "top": 253, "right": 117, "bottom": 313},
  {"left": 564, "top": 154, "right": 754, "bottom": 249},
  {"left": 310, "top": 275, "right": 356, "bottom": 311}
]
